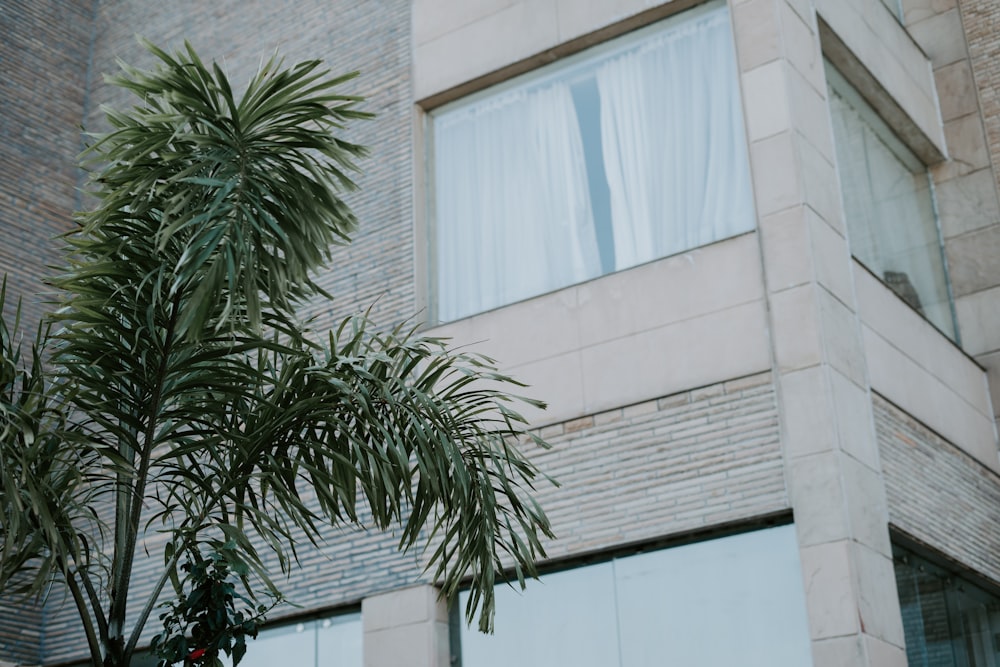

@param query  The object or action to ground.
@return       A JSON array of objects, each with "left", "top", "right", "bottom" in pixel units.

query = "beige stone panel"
[
  {"left": 935, "top": 58, "right": 979, "bottom": 122},
  {"left": 363, "top": 586, "right": 449, "bottom": 667},
  {"left": 946, "top": 224, "right": 1000, "bottom": 297},
  {"left": 771, "top": 283, "right": 823, "bottom": 372},
  {"left": 506, "top": 350, "right": 586, "bottom": 427},
  {"left": 742, "top": 60, "right": 792, "bottom": 142},
  {"left": 780, "top": 365, "right": 838, "bottom": 457},
  {"left": 413, "top": 0, "right": 559, "bottom": 100},
  {"left": 955, "top": 285, "right": 1000, "bottom": 356},
  {"left": 731, "top": 0, "right": 782, "bottom": 72},
  {"left": 935, "top": 112, "right": 992, "bottom": 180},
  {"left": 798, "top": 135, "right": 845, "bottom": 237},
  {"left": 782, "top": 0, "right": 813, "bottom": 29},
  {"left": 799, "top": 540, "right": 861, "bottom": 640},
  {"left": 863, "top": 636, "right": 908, "bottom": 667},
  {"left": 829, "top": 367, "right": 881, "bottom": 470},
  {"left": 413, "top": 0, "right": 517, "bottom": 46},
  {"left": 907, "top": 8, "right": 968, "bottom": 67},
  {"left": 363, "top": 585, "right": 447, "bottom": 631},
  {"left": 979, "top": 349, "right": 1000, "bottom": 418},
  {"left": 779, "top": 0, "right": 823, "bottom": 94},
  {"left": 809, "top": 209, "right": 853, "bottom": 304},
  {"left": 787, "top": 451, "right": 850, "bottom": 547},
  {"left": 760, "top": 206, "right": 814, "bottom": 292},
  {"left": 852, "top": 543, "right": 906, "bottom": 647},
  {"left": 576, "top": 233, "right": 764, "bottom": 348},
  {"left": 863, "top": 324, "right": 1000, "bottom": 472},
  {"left": 750, "top": 131, "right": 802, "bottom": 216},
  {"left": 811, "top": 635, "right": 865, "bottom": 666},
  {"left": 554, "top": 0, "right": 701, "bottom": 43},
  {"left": 365, "top": 623, "right": 440, "bottom": 667},
  {"left": 841, "top": 454, "right": 892, "bottom": 554},
  {"left": 578, "top": 301, "right": 771, "bottom": 415},
  {"left": 817, "top": 286, "right": 866, "bottom": 386},
  {"left": 856, "top": 266, "right": 991, "bottom": 415},
  {"left": 428, "top": 284, "right": 579, "bottom": 366},
  {"left": 934, "top": 168, "right": 1000, "bottom": 238},
  {"left": 901, "top": 0, "right": 957, "bottom": 26},
  {"left": 787, "top": 63, "right": 837, "bottom": 165}
]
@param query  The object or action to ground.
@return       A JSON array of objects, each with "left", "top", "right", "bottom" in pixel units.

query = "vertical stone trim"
[
  {"left": 732, "top": 0, "right": 905, "bottom": 663},
  {"left": 362, "top": 585, "right": 449, "bottom": 667}
]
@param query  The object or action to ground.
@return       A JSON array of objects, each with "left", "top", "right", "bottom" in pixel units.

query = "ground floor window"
[
  {"left": 895, "top": 546, "right": 1000, "bottom": 666},
  {"left": 454, "top": 524, "right": 812, "bottom": 666}
]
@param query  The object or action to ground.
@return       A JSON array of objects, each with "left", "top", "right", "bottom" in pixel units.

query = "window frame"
[{"left": 422, "top": 0, "right": 754, "bottom": 324}]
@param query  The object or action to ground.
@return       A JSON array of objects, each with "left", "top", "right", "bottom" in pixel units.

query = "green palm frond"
[{"left": 0, "top": 40, "right": 553, "bottom": 667}]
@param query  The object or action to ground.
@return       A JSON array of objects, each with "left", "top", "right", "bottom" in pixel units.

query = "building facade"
[{"left": 2, "top": 0, "right": 1000, "bottom": 665}]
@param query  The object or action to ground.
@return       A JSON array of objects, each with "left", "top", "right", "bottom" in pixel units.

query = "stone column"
[
  {"left": 362, "top": 585, "right": 449, "bottom": 667},
  {"left": 731, "top": 0, "right": 912, "bottom": 663}
]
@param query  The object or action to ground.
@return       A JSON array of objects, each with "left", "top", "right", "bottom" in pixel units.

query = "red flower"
[{"left": 189, "top": 648, "right": 207, "bottom": 661}]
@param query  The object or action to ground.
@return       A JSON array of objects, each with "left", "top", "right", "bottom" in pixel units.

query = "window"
[
  {"left": 894, "top": 546, "right": 1000, "bottom": 666},
  {"left": 453, "top": 525, "right": 813, "bottom": 666},
  {"left": 125, "top": 612, "right": 362, "bottom": 667},
  {"left": 827, "top": 64, "right": 957, "bottom": 339},
  {"left": 428, "top": 1, "right": 754, "bottom": 322}
]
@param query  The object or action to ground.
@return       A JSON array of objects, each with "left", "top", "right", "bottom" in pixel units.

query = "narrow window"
[{"left": 827, "top": 63, "right": 956, "bottom": 340}]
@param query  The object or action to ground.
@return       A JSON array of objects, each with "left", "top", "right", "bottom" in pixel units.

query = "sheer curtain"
[
  {"left": 596, "top": 7, "right": 754, "bottom": 270},
  {"left": 433, "top": 83, "right": 600, "bottom": 322}
]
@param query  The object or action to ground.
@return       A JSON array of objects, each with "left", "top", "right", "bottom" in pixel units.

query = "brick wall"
[
  {"left": 82, "top": 0, "right": 416, "bottom": 329},
  {"left": 0, "top": 1, "right": 95, "bottom": 661},
  {"left": 876, "top": 392, "right": 1000, "bottom": 584},
  {"left": 958, "top": 0, "right": 1000, "bottom": 196},
  {"left": 0, "top": 0, "right": 94, "bottom": 333},
  {"left": 529, "top": 371, "right": 787, "bottom": 559}
]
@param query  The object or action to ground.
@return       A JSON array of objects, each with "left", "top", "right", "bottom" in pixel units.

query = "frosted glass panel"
[
  {"left": 614, "top": 525, "right": 813, "bottom": 666},
  {"left": 458, "top": 563, "right": 620, "bottom": 666},
  {"left": 458, "top": 525, "right": 813, "bottom": 667}
]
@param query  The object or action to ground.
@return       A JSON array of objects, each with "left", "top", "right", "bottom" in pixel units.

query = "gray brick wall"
[
  {"left": 529, "top": 372, "right": 787, "bottom": 559},
  {"left": 81, "top": 0, "right": 416, "bottom": 329},
  {"left": 0, "top": 1, "right": 95, "bottom": 661},
  {"left": 0, "top": 0, "right": 94, "bottom": 333},
  {"left": 877, "top": 392, "right": 1000, "bottom": 584}
]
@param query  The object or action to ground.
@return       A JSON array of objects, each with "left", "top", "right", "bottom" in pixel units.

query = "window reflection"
[{"left": 895, "top": 548, "right": 1000, "bottom": 666}]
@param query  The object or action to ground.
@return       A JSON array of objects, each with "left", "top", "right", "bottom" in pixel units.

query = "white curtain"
[
  {"left": 596, "top": 7, "right": 754, "bottom": 270},
  {"left": 433, "top": 83, "right": 600, "bottom": 322}
]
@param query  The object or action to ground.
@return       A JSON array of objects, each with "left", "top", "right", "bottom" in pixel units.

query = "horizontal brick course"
[{"left": 877, "top": 392, "right": 1000, "bottom": 584}]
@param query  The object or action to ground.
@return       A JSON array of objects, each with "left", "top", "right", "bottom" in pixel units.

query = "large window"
[
  {"left": 827, "top": 64, "right": 956, "bottom": 339},
  {"left": 454, "top": 525, "right": 813, "bottom": 667},
  {"left": 428, "top": 1, "right": 754, "bottom": 322},
  {"left": 895, "top": 547, "right": 1000, "bottom": 666}
]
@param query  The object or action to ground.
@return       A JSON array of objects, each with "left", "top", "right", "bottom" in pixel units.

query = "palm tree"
[{"left": 0, "top": 42, "right": 552, "bottom": 667}]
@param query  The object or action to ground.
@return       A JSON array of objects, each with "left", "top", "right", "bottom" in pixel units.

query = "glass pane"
[
  {"left": 458, "top": 563, "right": 621, "bottom": 667},
  {"left": 895, "top": 549, "right": 1000, "bottom": 666},
  {"left": 827, "top": 65, "right": 956, "bottom": 339},
  {"left": 614, "top": 525, "right": 813, "bottom": 666},
  {"left": 431, "top": 0, "right": 753, "bottom": 322},
  {"left": 458, "top": 525, "right": 814, "bottom": 667},
  {"left": 233, "top": 622, "right": 316, "bottom": 667},
  {"left": 316, "top": 613, "right": 363, "bottom": 667}
]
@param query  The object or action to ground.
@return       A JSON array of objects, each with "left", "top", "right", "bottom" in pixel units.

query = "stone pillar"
[
  {"left": 731, "top": 0, "right": 909, "bottom": 663},
  {"left": 362, "top": 585, "right": 449, "bottom": 667}
]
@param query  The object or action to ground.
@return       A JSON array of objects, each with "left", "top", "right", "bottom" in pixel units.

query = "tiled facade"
[{"left": 2, "top": 0, "right": 1000, "bottom": 665}]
